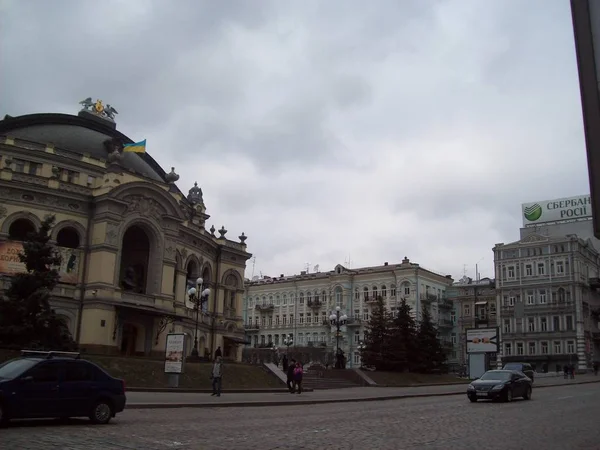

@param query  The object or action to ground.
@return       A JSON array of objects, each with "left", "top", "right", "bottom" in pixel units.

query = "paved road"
[
  {"left": 125, "top": 374, "right": 598, "bottom": 406},
  {"left": 4, "top": 382, "right": 600, "bottom": 449}
]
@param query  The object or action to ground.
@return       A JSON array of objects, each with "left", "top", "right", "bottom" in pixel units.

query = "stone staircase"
[{"left": 302, "top": 364, "right": 365, "bottom": 390}]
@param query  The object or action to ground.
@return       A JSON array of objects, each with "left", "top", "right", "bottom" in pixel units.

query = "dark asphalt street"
[{"left": 3, "top": 382, "right": 600, "bottom": 449}]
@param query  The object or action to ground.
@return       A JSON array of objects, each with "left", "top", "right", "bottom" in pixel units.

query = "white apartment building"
[
  {"left": 494, "top": 233, "right": 600, "bottom": 371},
  {"left": 243, "top": 257, "right": 454, "bottom": 368}
]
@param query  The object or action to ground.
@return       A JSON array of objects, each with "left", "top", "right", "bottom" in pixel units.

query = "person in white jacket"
[{"left": 211, "top": 356, "right": 224, "bottom": 396}]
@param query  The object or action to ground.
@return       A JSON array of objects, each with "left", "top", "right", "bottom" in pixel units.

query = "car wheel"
[
  {"left": 89, "top": 400, "right": 114, "bottom": 425},
  {"left": 469, "top": 396, "right": 477, "bottom": 403},
  {"left": 523, "top": 386, "right": 532, "bottom": 400},
  {"left": 0, "top": 403, "right": 8, "bottom": 427},
  {"left": 505, "top": 389, "right": 513, "bottom": 402}
]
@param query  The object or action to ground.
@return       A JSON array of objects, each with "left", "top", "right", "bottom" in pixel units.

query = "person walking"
[
  {"left": 293, "top": 361, "right": 304, "bottom": 395},
  {"left": 286, "top": 358, "right": 296, "bottom": 393},
  {"left": 214, "top": 346, "right": 222, "bottom": 359},
  {"left": 593, "top": 361, "right": 598, "bottom": 376},
  {"left": 211, "top": 356, "right": 224, "bottom": 397}
]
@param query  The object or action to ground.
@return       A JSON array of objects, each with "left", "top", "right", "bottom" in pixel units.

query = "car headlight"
[
  {"left": 467, "top": 384, "right": 475, "bottom": 390},
  {"left": 491, "top": 384, "right": 504, "bottom": 390}
]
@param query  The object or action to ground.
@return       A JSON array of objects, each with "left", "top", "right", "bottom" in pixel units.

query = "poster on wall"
[
  {"left": 0, "top": 241, "right": 80, "bottom": 284},
  {"left": 164, "top": 333, "right": 186, "bottom": 374}
]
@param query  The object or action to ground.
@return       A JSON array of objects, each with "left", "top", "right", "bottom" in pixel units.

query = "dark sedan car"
[
  {"left": 467, "top": 369, "right": 532, "bottom": 402},
  {"left": 0, "top": 350, "right": 126, "bottom": 426},
  {"left": 503, "top": 362, "right": 535, "bottom": 382}
]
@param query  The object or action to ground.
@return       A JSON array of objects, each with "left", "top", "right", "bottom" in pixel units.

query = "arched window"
[
  {"left": 355, "top": 287, "right": 359, "bottom": 299},
  {"left": 381, "top": 285, "right": 387, "bottom": 298},
  {"left": 56, "top": 227, "right": 80, "bottom": 248},
  {"left": 8, "top": 218, "right": 36, "bottom": 241},
  {"left": 120, "top": 226, "right": 150, "bottom": 294},
  {"left": 373, "top": 286, "right": 378, "bottom": 299},
  {"left": 363, "top": 286, "right": 369, "bottom": 300},
  {"left": 225, "top": 274, "right": 238, "bottom": 312}
]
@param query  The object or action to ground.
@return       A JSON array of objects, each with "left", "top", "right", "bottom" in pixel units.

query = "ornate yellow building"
[{"left": 0, "top": 101, "right": 251, "bottom": 360}]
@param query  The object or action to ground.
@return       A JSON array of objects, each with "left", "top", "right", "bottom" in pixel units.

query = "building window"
[
  {"left": 553, "top": 316, "right": 560, "bottom": 331},
  {"left": 391, "top": 285, "right": 396, "bottom": 297},
  {"left": 28, "top": 162, "right": 41, "bottom": 175},
  {"left": 13, "top": 159, "right": 26, "bottom": 173},
  {"left": 282, "top": 315, "right": 287, "bottom": 325},
  {"left": 404, "top": 285, "right": 410, "bottom": 296},
  {"left": 566, "top": 316, "right": 573, "bottom": 331},
  {"left": 299, "top": 293, "right": 304, "bottom": 305},
  {"left": 528, "top": 318, "right": 535, "bottom": 332},
  {"left": 527, "top": 292, "right": 535, "bottom": 305},
  {"left": 539, "top": 290, "right": 547, "bottom": 304},
  {"left": 554, "top": 341, "right": 562, "bottom": 354},
  {"left": 541, "top": 341, "right": 549, "bottom": 354},
  {"left": 354, "top": 352, "right": 361, "bottom": 365},
  {"left": 517, "top": 343, "right": 524, "bottom": 355},
  {"left": 463, "top": 305, "right": 470, "bottom": 316},
  {"left": 354, "top": 331, "right": 360, "bottom": 343},
  {"left": 299, "top": 314, "right": 304, "bottom": 324},
  {"left": 451, "top": 333, "right": 457, "bottom": 345},
  {"left": 509, "top": 296, "right": 515, "bottom": 306},
  {"left": 525, "top": 264, "right": 533, "bottom": 276},
  {"left": 335, "top": 287, "right": 343, "bottom": 308},
  {"left": 372, "top": 286, "right": 378, "bottom": 299},
  {"left": 290, "top": 314, "right": 294, "bottom": 324},
  {"left": 363, "top": 287, "right": 369, "bottom": 300},
  {"left": 275, "top": 315, "right": 280, "bottom": 325},
  {"left": 556, "top": 261, "right": 564, "bottom": 275},
  {"left": 503, "top": 319, "right": 511, "bottom": 333},
  {"left": 541, "top": 317, "right": 548, "bottom": 331},
  {"left": 537, "top": 263, "right": 545, "bottom": 276},
  {"left": 504, "top": 343, "right": 512, "bottom": 356},
  {"left": 567, "top": 341, "right": 575, "bottom": 354},
  {"left": 354, "top": 288, "right": 359, "bottom": 299},
  {"left": 528, "top": 342, "right": 536, "bottom": 355},
  {"left": 274, "top": 335, "right": 280, "bottom": 345},
  {"left": 451, "top": 312, "right": 456, "bottom": 323},
  {"left": 508, "top": 266, "right": 515, "bottom": 279},
  {"left": 381, "top": 285, "right": 387, "bottom": 298}
]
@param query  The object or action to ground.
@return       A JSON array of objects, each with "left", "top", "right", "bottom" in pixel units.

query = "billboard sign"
[
  {"left": 164, "top": 333, "right": 185, "bottom": 374},
  {"left": 0, "top": 241, "right": 81, "bottom": 284},
  {"left": 522, "top": 194, "right": 591, "bottom": 227},
  {"left": 466, "top": 327, "right": 499, "bottom": 353}
]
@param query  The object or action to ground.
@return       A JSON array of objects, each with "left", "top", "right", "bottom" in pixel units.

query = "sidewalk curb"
[
  {"left": 127, "top": 387, "right": 314, "bottom": 393},
  {"left": 125, "top": 379, "right": 600, "bottom": 409}
]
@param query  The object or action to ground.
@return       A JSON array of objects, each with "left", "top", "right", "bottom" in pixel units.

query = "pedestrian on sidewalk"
[
  {"left": 286, "top": 358, "right": 296, "bottom": 393},
  {"left": 293, "top": 361, "right": 304, "bottom": 394},
  {"left": 211, "top": 356, "right": 224, "bottom": 397},
  {"left": 593, "top": 361, "right": 598, "bottom": 376},
  {"left": 563, "top": 365, "right": 569, "bottom": 379},
  {"left": 214, "top": 346, "right": 222, "bottom": 359}
]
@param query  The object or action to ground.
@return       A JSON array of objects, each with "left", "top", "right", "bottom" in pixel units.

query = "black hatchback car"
[
  {"left": 467, "top": 369, "right": 533, "bottom": 402},
  {"left": 0, "top": 350, "right": 126, "bottom": 425}
]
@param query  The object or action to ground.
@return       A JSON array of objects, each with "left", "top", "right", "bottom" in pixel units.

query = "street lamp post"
[
  {"left": 329, "top": 306, "right": 348, "bottom": 369},
  {"left": 283, "top": 334, "right": 294, "bottom": 354},
  {"left": 357, "top": 341, "right": 366, "bottom": 369},
  {"left": 187, "top": 277, "right": 211, "bottom": 360}
]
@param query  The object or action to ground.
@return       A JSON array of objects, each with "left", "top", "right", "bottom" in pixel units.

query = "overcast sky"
[{"left": 0, "top": 0, "right": 591, "bottom": 281}]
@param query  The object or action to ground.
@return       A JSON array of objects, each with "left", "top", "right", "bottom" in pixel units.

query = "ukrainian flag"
[{"left": 123, "top": 139, "right": 146, "bottom": 153}]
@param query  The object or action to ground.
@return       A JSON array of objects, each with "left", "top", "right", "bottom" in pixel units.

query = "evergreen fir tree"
[
  {"left": 0, "top": 215, "right": 76, "bottom": 350},
  {"left": 415, "top": 305, "right": 446, "bottom": 373},
  {"left": 388, "top": 297, "right": 418, "bottom": 372},
  {"left": 360, "top": 296, "right": 392, "bottom": 369}
]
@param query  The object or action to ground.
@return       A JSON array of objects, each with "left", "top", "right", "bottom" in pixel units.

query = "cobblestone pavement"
[
  {"left": 4, "top": 382, "right": 600, "bottom": 450},
  {"left": 125, "top": 374, "right": 599, "bottom": 406}
]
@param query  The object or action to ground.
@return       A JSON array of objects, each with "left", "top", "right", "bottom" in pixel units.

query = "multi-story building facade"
[
  {"left": 0, "top": 103, "right": 251, "bottom": 360},
  {"left": 243, "top": 257, "right": 454, "bottom": 368},
  {"left": 494, "top": 233, "right": 600, "bottom": 372},
  {"left": 446, "top": 276, "right": 496, "bottom": 367}
]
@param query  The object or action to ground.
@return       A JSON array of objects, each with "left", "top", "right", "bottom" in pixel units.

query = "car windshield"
[
  {"left": 503, "top": 363, "right": 522, "bottom": 370},
  {"left": 0, "top": 358, "right": 38, "bottom": 380},
  {"left": 479, "top": 371, "right": 512, "bottom": 381}
]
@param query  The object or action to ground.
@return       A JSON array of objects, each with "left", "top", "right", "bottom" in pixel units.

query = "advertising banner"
[
  {"left": 0, "top": 241, "right": 81, "bottom": 284},
  {"left": 164, "top": 333, "right": 186, "bottom": 374},
  {"left": 522, "top": 194, "right": 592, "bottom": 227},
  {"left": 466, "top": 327, "right": 499, "bottom": 353}
]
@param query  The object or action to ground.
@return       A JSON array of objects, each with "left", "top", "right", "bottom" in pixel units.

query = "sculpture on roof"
[{"left": 79, "top": 97, "right": 118, "bottom": 121}]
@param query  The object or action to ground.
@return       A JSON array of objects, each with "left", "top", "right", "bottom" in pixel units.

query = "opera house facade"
[{"left": 0, "top": 100, "right": 251, "bottom": 360}]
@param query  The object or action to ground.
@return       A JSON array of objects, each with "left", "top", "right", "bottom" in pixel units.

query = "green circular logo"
[{"left": 523, "top": 203, "right": 543, "bottom": 222}]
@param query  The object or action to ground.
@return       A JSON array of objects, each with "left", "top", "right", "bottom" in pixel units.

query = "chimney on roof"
[
  {"left": 300, "top": 271, "right": 306, "bottom": 275},
  {"left": 384, "top": 262, "right": 388, "bottom": 266},
  {"left": 280, "top": 274, "right": 284, "bottom": 277}
]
